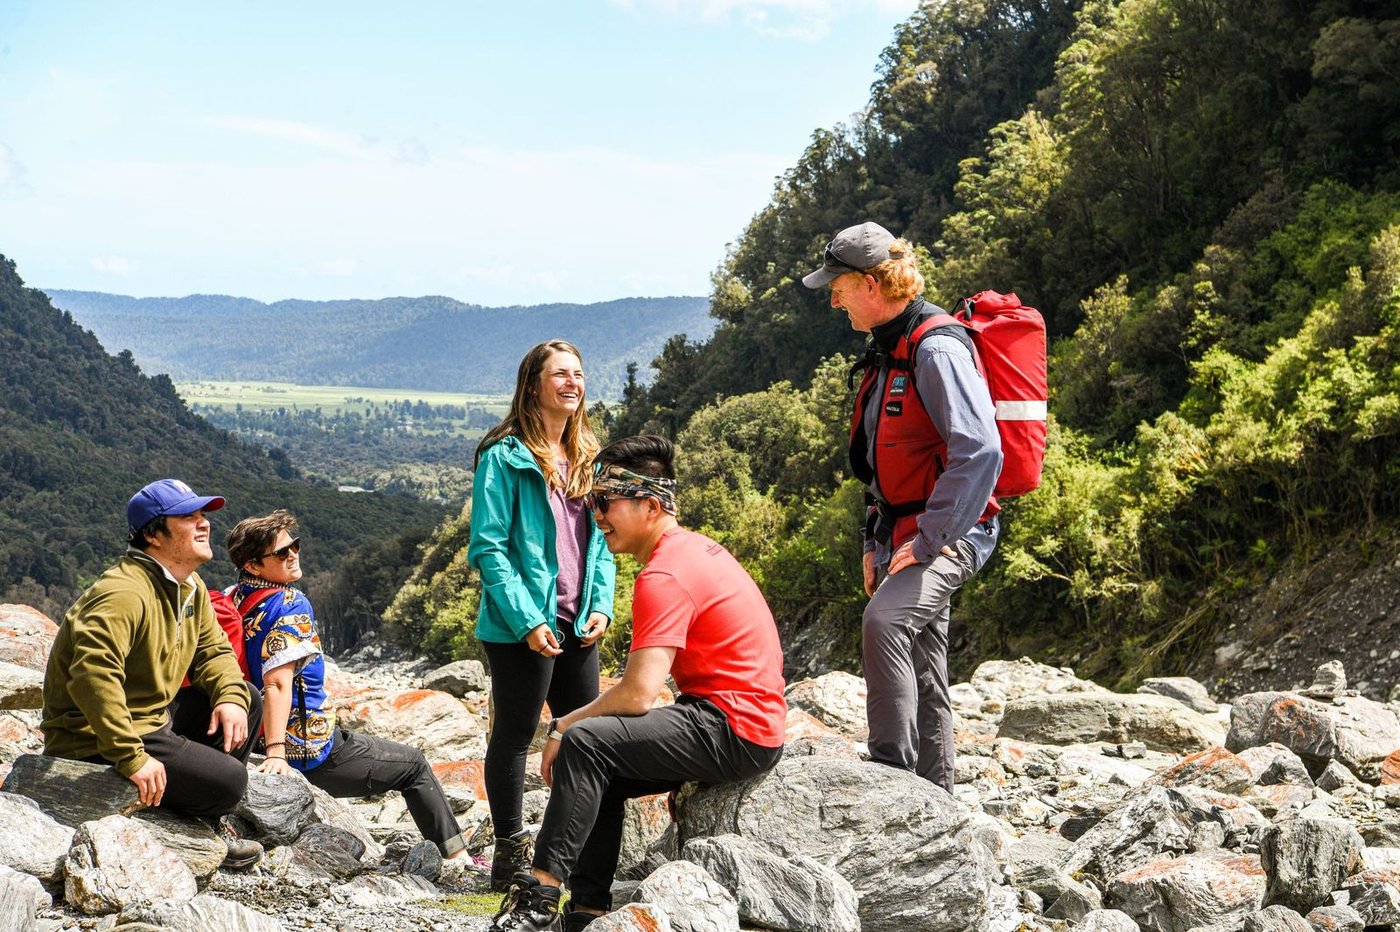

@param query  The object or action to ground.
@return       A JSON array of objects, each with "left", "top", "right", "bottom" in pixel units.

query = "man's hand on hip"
[
  {"left": 129, "top": 757, "right": 166, "bottom": 807},
  {"left": 208, "top": 702, "right": 249, "bottom": 753},
  {"left": 887, "top": 540, "right": 955, "bottom": 579}
]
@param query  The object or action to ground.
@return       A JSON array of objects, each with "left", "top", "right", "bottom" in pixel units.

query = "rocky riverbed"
[{"left": 2, "top": 602, "right": 1400, "bottom": 931}]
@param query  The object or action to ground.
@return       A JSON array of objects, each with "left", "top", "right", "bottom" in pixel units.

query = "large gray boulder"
[
  {"left": 1077, "top": 910, "right": 1140, "bottom": 932},
  {"left": 420, "top": 659, "right": 488, "bottom": 697},
  {"left": 1260, "top": 816, "right": 1363, "bottom": 913},
  {"left": 679, "top": 755, "right": 999, "bottom": 931},
  {"left": 0, "top": 754, "right": 143, "bottom": 824},
  {"left": 590, "top": 903, "right": 674, "bottom": 931},
  {"left": 999, "top": 692, "right": 1225, "bottom": 752},
  {"left": 64, "top": 814, "right": 197, "bottom": 914},
  {"left": 1227, "top": 691, "right": 1400, "bottom": 782},
  {"left": 1063, "top": 785, "right": 1269, "bottom": 884},
  {"left": 969, "top": 658, "right": 1109, "bottom": 706},
  {"left": 236, "top": 769, "right": 316, "bottom": 845},
  {"left": 0, "top": 605, "right": 58, "bottom": 671},
  {"left": 119, "top": 893, "right": 287, "bottom": 931},
  {"left": 681, "top": 834, "right": 859, "bottom": 932},
  {"left": 0, "top": 662, "right": 42, "bottom": 711},
  {"left": 634, "top": 860, "right": 739, "bottom": 932},
  {"left": 0, "top": 864, "right": 49, "bottom": 932},
  {"left": 336, "top": 688, "right": 485, "bottom": 763},
  {"left": 1241, "top": 904, "right": 1312, "bottom": 930},
  {"left": 0, "top": 791, "right": 74, "bottom": 883},
  {"left": 783, "top": 672, "right": 868, "bottom": 738},
  {"left": 1106, "top": 851, "right": 1266, "bottom": 932}
]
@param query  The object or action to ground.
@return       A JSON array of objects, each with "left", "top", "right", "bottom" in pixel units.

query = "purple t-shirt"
[{"left": 549, "top": 460, "right": 591, "bottom": 627}]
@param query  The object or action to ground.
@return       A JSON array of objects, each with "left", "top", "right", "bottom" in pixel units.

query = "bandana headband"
[{"left": 591, "top": 463, "right": 678, "bottom": 515}]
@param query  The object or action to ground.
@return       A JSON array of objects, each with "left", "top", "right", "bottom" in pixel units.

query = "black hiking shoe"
[
  {"left": 490, "top": 872, "right": 561, "bottom": 931},
  {"left": 562, "top": 908, "right": 600, "bottom": 932},
  {"left": 491, "top": 829, "right": 534, "bottom": 891},
  {"left": 217, "top": 816, "right": 263, "bottom": 869}
]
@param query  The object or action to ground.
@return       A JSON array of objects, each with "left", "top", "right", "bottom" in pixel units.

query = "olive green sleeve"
[{"left": 64, "top": 588, "right": 150, "bottom": 777}]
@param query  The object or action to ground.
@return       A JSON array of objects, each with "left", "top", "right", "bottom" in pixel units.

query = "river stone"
[
  {"left": 1382, "top": 749, "right": 1400, "bottom": 785},
  {"left": 1300, "top": 661, "right": 1348, "bottom": 700},
  {"left": 1241, "top": 904, "right": 1312, "bottom": 930},
  {"left": 1044, "top": 877, "right": 1103, "bottom": 922},
  {"left": 0, "top": 662, "right": 43, "bottom": 711},
  {"left": 1139, "top": 676, "right": 1220, "bottom": 714},
  {"left": 337, "top": 689, "right": 485, "bottom": 763},
  {"left": 0, "top": 791, "right": 74, "bottom": 882},
  {"left": 1227, "top": 691, "right": 1400, "bottom": 782},
  {"left": 591, "top": 903, "right": 674, "bottom": 931},
  {"left": 235, "top": 769, "right": 316, "bottom": 846},
  {"left": 0, "top": 754, "right": 143, "bottom": 825},
  {"left": 130, "top": 809, "right": 226, "bottom": 882},
  {"left": 969, "top": 658, "right": 1109, "bottom": 704},
  {"left": 1063, "top": 785, "right": 1269, "bottom": 884},
  {"left": 1144, "top": 747, "right": 1255, "bottom": 794},
  {"left": 1077, "top": 910, "right": 1140, "bottom": 932},
  {"left": 307, "top": 780, "right": 386, "bottom": 862},
  {"left": 1303, "top": 903, "right": 1365, "bottom": 930},
  {"left": 118, "top": 893, "right": 286, "bottom": 931},
  {"left": 328, "top": 872, "right": 437, "bottom": 907},
  {"left": 420, "top": 659, "right": 488, "bottom": 697},
  {"left": 0, "top": 864, "right": 49, "bottom": 932},
  {"left": 634, "top": 860, "right": 738, "bottom": 932},
  {"left": 64, "top": 814, "right": 197, "bottom": 914},
  {"left": 399, "top": 838, "right": 441, "bottom": 881},
  {"left": 1239, "top": 744, "right": 1316, "bottom": 787},
  {"left": 294, "top": 823, "right": 366, "bottom": 880},
  {"left": 678, "top": 755, "right": 998, "bottom": 932},
  {"left": 999, "top": 692, "right": 1225, "bottom": 752},
  {"left": 1261, "top": 816, "right": 1363, "bottom": 913},
  {"left": 783, "top": 671, "right": 867, "bottom": 738},
  {"left": 0, "top": 605, "right": 58, "bottom": 671},
  {"left": 1345, "top": 879, "right": 1400, "bottom": 925},
  {"left": 1107, "top": 851, "right": 1266, "bottom": 932},
  {"left": 618, "top": 793, "right": 674, "bottom": 880},
  {"left": 681, "top": 833, "right": 859, "bottom": 932}
]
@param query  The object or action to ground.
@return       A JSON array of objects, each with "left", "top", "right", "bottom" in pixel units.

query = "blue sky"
[{"left": 0, "top": 0, "right": 918, "bottom": 305}]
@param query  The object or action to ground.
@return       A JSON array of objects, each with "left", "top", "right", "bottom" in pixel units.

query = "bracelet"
[
  {"left": 547, "top": 718, "right": 563, "bottom": 742},
  {"left": 264, "top": 741, "right": 286, "bottom": 750}
]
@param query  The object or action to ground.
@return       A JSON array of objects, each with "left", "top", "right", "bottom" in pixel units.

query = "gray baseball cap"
[{"left": 801, "top": 221, "right": 896, "bottom": 289}]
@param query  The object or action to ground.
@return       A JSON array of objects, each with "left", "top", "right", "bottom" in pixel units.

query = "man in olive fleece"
[{"left": 42, "top": 479, "right": 263, "bottom": 866}]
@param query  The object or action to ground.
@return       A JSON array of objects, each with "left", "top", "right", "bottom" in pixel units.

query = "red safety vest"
[{"left": 849, "top": 315, "right": 999, "bottom": 551}]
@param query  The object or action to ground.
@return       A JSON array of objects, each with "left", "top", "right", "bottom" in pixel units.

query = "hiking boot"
[
  {"left": 490, "top": 872, "right": 561, "bottom": 931},
  {"left": 491, "top": 829, "right": 534, "bottom": 891},
  {"left": 217, "top": 815, "right": 263, "bottom": 869},
  {"left": 562, "top": 908, "right": 600, "bottom": 932}
]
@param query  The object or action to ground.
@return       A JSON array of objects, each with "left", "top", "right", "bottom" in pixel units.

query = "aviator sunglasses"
[{"left": 257, "top": 537, "right": 302, "bottom": 561}]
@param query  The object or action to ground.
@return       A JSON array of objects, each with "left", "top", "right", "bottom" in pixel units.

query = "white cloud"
[
  {"left": 201, "top": 116, "right": 379, "bottom": 160},
  {"left": 90, "top": 255, "right": 136, "bottom": 276}
]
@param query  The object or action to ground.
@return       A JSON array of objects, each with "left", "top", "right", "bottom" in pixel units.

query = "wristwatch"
[{"left": 547, "top": 718, "right": 564, "bottom": 742}]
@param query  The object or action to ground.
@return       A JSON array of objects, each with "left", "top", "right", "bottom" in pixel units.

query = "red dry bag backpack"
[{"left": 936, "top": 290, "right": 1048, "bottom": 497}]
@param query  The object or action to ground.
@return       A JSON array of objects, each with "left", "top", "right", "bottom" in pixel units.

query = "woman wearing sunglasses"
[
  {"left": 467, "top": 339, "right": 616, "bottom": 891},
  {"left": 227, "top": 510, "right": 469, "bottom": 860}
]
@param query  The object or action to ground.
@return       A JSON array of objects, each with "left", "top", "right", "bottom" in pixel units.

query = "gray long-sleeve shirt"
[{"left": 861, "top": 328, "right": 1003, "bottom": 570}]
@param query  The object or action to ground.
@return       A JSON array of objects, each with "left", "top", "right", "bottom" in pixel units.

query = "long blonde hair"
[{"left": 475, "top": 339, "right": 600, "bottom": 498}]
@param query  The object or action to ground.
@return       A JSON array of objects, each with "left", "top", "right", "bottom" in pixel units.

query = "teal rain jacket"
[{"left": 468, "top": 435, "right": 616, "bottom": 643}]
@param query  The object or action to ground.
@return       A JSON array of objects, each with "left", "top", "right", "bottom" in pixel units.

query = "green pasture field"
[{"left": 177, "top": 380, "right": 512, "bottom": 416}]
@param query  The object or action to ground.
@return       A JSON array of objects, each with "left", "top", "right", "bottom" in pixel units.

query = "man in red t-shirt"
[{"left": 490, "top": 435, "right": 786, "bottom": 932}]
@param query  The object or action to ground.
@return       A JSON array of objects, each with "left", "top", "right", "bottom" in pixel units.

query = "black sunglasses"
[
  {"left": 257, "top": 537, "right": 301, "bottom": 561},
  {"left": 585, "top": 492, "right": 625, "bottom": 514}
]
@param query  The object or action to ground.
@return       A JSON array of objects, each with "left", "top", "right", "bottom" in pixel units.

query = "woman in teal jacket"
[{"left": 468, "top": 339, "right": 616, "bottom": 891}]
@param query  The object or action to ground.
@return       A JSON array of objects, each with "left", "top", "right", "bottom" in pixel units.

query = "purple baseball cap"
[{"left": 127, "top": 479, "right": 226, "bottom": 534}]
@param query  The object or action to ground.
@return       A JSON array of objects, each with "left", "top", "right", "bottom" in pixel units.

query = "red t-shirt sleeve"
[{"left": 629, "top": 570, "right": 694, "bottom": 651}]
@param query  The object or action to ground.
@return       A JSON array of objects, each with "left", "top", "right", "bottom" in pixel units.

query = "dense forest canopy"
[
  {"left": 0, "top": 257, "right": 446, "bottom": 650},
  {"left": 45, "top": 290, "right": 714, "bottom": 399},
  {"left": 389, "top": 0, "right": 1400, "bottom": 685}
]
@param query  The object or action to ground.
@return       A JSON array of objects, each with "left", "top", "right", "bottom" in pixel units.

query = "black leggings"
[{"left": 482, "top": 630, "right": 599, "bottom": 838}]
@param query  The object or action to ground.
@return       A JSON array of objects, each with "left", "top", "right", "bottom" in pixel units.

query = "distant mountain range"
[{"left": 44, "top": 290, "right": 716, "bottom": 398}]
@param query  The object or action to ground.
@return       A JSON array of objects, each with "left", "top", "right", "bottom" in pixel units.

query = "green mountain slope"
[
  {"left": 1, "top": 255, "right": 446, "bottom": 651},
  {"left": 43, "top": 290, "right": 714, "bottom": 399}
]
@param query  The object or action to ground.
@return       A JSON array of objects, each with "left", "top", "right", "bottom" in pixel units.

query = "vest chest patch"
[
  {"left": 885, "top": 400, "right": 903, "bottom": 416},
  {"left": 889, "top": 373, "right": 909, "bottom": 397}
]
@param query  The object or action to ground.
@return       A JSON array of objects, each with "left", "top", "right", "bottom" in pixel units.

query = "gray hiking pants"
[{"left": 863, "top": 539, "right": 979, "bottom": 793}]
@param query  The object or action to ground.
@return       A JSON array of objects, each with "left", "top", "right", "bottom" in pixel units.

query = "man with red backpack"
[{"left": 804, "top": 222, "right": 1006, "bottom": 793}]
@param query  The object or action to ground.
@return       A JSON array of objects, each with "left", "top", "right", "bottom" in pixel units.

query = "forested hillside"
[
  {"left": 0, "top": 256, "right": 446, "bottom": 650},
  {"left": 385, "top": 0, "right": 1400, "bottom": 686},
  {"left": 45, "top": 290, "right": 713, "bottom": 399}
]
